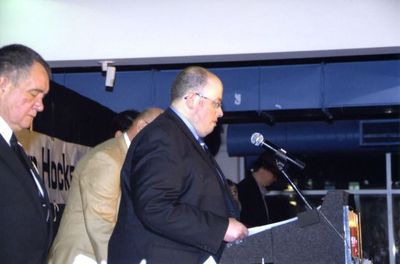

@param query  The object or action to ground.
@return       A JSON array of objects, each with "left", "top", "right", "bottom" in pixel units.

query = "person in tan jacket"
[{"left": 48, "top": 107, "right": 163, "bottom": 264}]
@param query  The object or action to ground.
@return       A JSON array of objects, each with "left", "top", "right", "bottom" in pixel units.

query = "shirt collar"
[
  {"left": 0, "top": 116, "right": 13, "bottom": 146},
  {"left": 123, "top": 132, "right": 131, "bottom": 148},
  {"left": 169, "top": 106, "right": 201, "bottom": 141}
]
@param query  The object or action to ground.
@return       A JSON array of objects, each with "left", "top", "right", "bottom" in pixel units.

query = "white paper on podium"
[
  {"left": 203, "top": 256, "right": 217, "bottom": 264},
  {"left": 248, "top": 216, "right": 298, "bottom": 236}
]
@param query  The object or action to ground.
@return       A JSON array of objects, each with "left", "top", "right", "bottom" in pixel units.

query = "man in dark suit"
[
  {"left": 109, "top": 66, "right": 248, "bottom": 263},
  {"left": 0, "top": 44, "right": 53, "bottom": 263},
  {"left": 238, "top": 152, "right": 296, "bottom": 227}
]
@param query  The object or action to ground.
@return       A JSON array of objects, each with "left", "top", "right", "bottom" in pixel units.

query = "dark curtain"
[{"left": 33, "top": 81, "right": 116, "bottom": 147}]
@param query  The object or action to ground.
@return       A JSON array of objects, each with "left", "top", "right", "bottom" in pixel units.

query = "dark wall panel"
[{"left": 34, "top": 81, "right": 116, "bottom": 147}]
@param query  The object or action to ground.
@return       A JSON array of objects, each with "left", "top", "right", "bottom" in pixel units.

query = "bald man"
[
  {"left": 48, "top": 108, "right": 163, "bottom": 264},
  {"left": 109, "top": 67, "right": 247, "bottom": 264}
]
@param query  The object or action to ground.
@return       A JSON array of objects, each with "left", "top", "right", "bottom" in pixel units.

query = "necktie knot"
[
  {"left": 9, "top": 133, "right": 46, "bottom": 200},
  {"left": 198, "top": 138, "right": 208, "bottom": 151},
  {"left": 10, "top": 133, "right": 19, "bottom": 149},
  {"left": 10, "top": 133, "right": 29, "bottom": 170}
]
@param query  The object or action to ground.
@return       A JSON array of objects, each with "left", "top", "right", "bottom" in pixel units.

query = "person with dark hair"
[
  {"left": 48, "top": 108, "right": 163, "bottom": 264},
  {"left": 238, "top": 152, "right": 295, "bottom": 227},
  {"left": 111, "top": 109, "right": 140, "bottom": 137},
  {"left": 0, "top": 44, "right": 53, "bottom": 263},
  {"left": 109, "top": 66, "right": 248, "bottom": 264}
]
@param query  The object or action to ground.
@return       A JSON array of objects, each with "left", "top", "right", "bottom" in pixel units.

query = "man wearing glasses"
[{"left": 109, "top": 66, "right": 248, "bottom": 264}]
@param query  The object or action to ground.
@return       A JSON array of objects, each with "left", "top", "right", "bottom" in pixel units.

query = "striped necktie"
[
  {"left": 10, "top": 133, "right": 44, "bottom": 198},
  {"left": 10, "top": 133, "right": 50, "bottom": 223}
]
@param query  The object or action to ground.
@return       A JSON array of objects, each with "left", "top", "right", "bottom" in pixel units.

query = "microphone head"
[{"left": 250, "top": 132, "right": 264, "bottom": 146}]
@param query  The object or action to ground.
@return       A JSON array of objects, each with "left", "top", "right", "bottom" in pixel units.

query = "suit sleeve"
[
  {"left": 79, "top": 150, "right": 121, "bottom": 262},
  {"left": 130, "top": 130, "right": 228, "bottom": 254},
  {"left": 238, "top": 181, "right": 256, "bottom": 226}
]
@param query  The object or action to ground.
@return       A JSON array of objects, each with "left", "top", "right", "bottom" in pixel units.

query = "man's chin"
[{"left": 21, "top": 120, "right": 33, "bottom": 130}]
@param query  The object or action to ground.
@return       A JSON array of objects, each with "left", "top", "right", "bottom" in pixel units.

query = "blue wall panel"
[
  {"left": 226, "top": 121, "right": 399, "bottom": 156},
  {"left": 153, "top": 70, "right": 179, "bottom": 109},
  {"left": 53, "top": 59, "right": 399, "bottom": 114},
  {"left": 259, "top": 64, "right": 322, "bottom": 110},
  {"left": 324, "top": 60, "right": 400, "bottom": 107},
  {"left": 53, "top": 72, "right": 104, "bottom": 104},
  {"left": 212, "top": 67, "right": 260, "bottom": 111},
  {"left": 53, "top": 71, "right": 155, "bottom": 112}
]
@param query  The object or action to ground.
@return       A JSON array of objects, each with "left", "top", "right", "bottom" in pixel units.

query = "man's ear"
[
  {"left": 0, "top": 76, "right": 8, "bottom": 93},
  {"left": 114, "top": 130, "right": 123, "bottom": 138},
  {"left": 136, "top": 119, "right": 147, "bottom": 132},
  {"left": 184, "top": 93, "right": 199, "bottom": 110}
]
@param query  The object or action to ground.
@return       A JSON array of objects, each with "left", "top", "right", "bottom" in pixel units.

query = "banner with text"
[{"left": 16, "top": 130, "right": 91, "bottom": 204}]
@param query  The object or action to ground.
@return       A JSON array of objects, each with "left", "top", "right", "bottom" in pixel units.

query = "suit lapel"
[
  {"left": 0, "top": 135, "right": 46, "bottom": 214},
  {"left": 164, "top": 109, "right": 240, "bottom": 218},
  {"left": 165, "top": 109, "right": 216, "bottom": 170},
  {"left": 116, "top": 134, "right": 128, "bottom": 154}
]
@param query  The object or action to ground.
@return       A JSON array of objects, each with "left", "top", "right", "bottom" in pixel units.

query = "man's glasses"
[{"left": 195, "top": 93, "right": 222, "bottom": 109}]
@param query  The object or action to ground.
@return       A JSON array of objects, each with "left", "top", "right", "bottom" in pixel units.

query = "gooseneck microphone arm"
[
  {"left": 250, "top": 132, "right": 312, "bottom": 210},
  {"left": 250, "top": 133, "right": 306, "bottom": 170},
  {"left": 250, "top": 132, "right": 345, "bottom": 239},
  {"left": 275, "top": 162, "right": 314, "bottom": 210},
  {"left": 250, "top": 133, "right": 346, "bottom": 244}
]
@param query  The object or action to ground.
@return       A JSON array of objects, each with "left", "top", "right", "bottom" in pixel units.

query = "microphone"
[{"left": 250, "top": 132, "right": 306, "bottom": 170}]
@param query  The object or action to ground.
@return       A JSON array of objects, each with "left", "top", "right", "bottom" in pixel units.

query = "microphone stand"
[
  {"left": 272, "top": 157, "right": 320, "bottom": 228},
  {"left": 251, "top": 133, "right": 345, "bottom": 239},
  {"left": 249, "top": 133, "right": 349, "bottom": 261},
  {"left": 274, "top": 158, "right": 313, "bottom": 211},
  {"left": 274, "top": 155, "right": 344, "bottom": 241},
  {"left": 252, "top": 133, "right": 318, "bottom": 224}
]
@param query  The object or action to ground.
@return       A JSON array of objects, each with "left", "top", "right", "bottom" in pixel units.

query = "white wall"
[{"left": 1, "top": 0, "right": 399, "bottom": 67}]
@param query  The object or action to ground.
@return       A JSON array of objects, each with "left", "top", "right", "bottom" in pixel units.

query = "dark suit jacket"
[
  {"left": 0, "top": 134, "right": 53, "bottom": 264},
  {"left": 109, "top": 108, "right": 232, "bottom": 264},
  {"left": 238, "top": 175, "right": 296, "bottom": 227},
  {"left": 238, "top": 175, "right": 270, "bottom": 228}
]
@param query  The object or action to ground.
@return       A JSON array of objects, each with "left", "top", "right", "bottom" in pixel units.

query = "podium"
[{"left": 220, "top": 191, "right": 362, "bottom": 264}]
